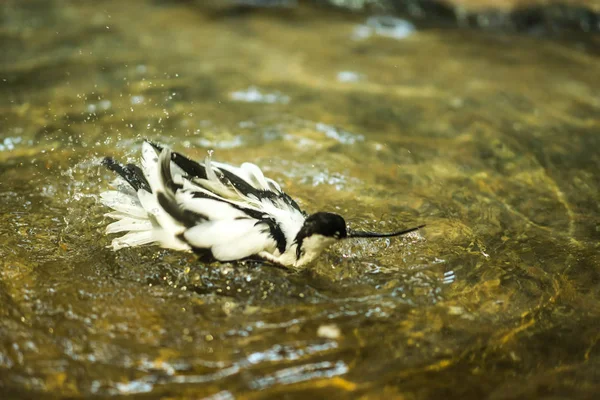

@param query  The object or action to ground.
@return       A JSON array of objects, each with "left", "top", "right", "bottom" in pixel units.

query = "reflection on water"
[
  {"left": 1, "top": 0, "right": 599, "bottom": 398},
  {"left": 230, "top": 86, "right": 291, "bottom": 104},
  {"left": 352, "top": 16, "right": 416, "bottom": 40}
]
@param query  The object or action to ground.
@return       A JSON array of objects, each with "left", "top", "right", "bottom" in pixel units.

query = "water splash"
[
  {"left": 315, "top": 122, "right": 364, "bottom": 145},
  {"left": 0, "top": 136, "right": 23, "bottom": 152},
  {"left": 337, "top": 71, "right": 364, "bottom": 83}
]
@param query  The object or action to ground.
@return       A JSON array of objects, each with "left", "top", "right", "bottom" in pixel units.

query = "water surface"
[{"left": 1, "top": 1, "right": 599, "bottom": 398}]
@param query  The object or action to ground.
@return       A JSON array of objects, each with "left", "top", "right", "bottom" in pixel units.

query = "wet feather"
[{"left": 100, "top": 140, "right": 424, "bottom": 269}]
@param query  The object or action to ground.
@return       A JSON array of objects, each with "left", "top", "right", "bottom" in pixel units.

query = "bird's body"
[{"left": 100, "top": 141, "right": 423, "bottom": 269}]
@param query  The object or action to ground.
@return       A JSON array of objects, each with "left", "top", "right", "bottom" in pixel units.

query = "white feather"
[
  {"left": 101, "top": 146, "right": 188, "bottom": 252},
  {"left": 141, "top": 141, "right": 161, "bottom": 191},
  {"left": 152, "top": 149, "right": 189, "bottom": 238},
  {"left": 176, "top": 191, "right": 250, "bottom": 220},
  {"left": 151, "top": 228, "right": 191, "bottom": 251},
  {"left": 201, "top": 154, "right": 243, "bottom": 200},
  {"left": 183, "top": 219, "right": 275, "bottom": 261},
  {"left": 213, "top": 161, "right": 282, "bottom": 193},
  {"left": 99, "top": 191, "right": 147, "bottom": 218},
  {"left": 106, "top": 217, "right": 153, "bottom": 234},
  {"left": 240, "top": 162, "right": 271, "bottom": 190},
  {"left": 294, "top": 234, "right": 337, "bottom": 267},
  {"left": 104, "top": 211, "right": 136, "bottom": 220},
  {"left": 110, "top": 178, "right": 137, "bottom": 197},
  {"left": 259, "top": 198, "right": 305, "bottom": 246},
  {"left": 110, "top": 231, "right": 154, "bottom": 250}
]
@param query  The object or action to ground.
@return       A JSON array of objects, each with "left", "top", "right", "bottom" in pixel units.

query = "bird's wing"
[
  {"left": 141, "top": 141, "right": 307, "bottom": 255},
  {"left": 145, "top": 141, "right": 306, "bottom": 251},
  {"left": 146, "top": 141, "right": 304, "bottom": 213}
]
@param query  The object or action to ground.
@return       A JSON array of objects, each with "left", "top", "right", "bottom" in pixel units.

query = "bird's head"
[
  {"left": 294, "top": 211, "right": 425, "bottom": 267},
  {"left": 294, "top": 212, "right": 347, "bottom": 265}
]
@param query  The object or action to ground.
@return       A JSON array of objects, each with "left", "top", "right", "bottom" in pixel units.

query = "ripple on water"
[
  {"left": 353, "top": 16, "right": 416, "bottom": 40},
  {"left": 114, "top": 380, "right": 153, "bottom": 395},
  {"left": 0, "top": 136, "right": 23, "bottom": 152},
  {"left": 337, "top": 71, "right": 364, "bottom": 83},
  {"left": 249, "top": 360, "right": 349, "bottom": 390},
  {"left": 315, "top": 122, "right": 364, "bottom": 145},
  {"left": 229, "top": 86, "right": 290, "bottom": 104},
  {"left": 2, "top": 0, "right": 599, "bottom": 398}
]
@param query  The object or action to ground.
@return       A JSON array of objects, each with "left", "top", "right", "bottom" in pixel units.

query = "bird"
[{"left": 99, "top": 140, "right": 425, "bottom": 270}]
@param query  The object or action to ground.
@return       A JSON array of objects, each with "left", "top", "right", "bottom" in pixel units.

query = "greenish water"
[{"left": 1, "top": 1, "right": 599, "bottom": 398}]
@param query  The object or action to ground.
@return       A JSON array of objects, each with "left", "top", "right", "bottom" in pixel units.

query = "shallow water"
[{"left": 1, "top": 1, "right": 600, "bottom": 399}]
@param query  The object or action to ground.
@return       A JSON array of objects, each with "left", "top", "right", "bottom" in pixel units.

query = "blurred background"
[{"left": 1, "top": 0, "right": 599, "bottom": 399}]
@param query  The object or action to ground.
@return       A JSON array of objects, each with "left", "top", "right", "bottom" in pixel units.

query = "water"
[{"left": 1, "top": 1, "right": 599, "bottom": 398}]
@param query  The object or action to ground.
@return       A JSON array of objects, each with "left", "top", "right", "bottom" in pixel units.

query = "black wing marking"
[
  {"left": 188, "top": 190, "right": 287, "bottom": 254},
  {"left": 145, "top": 140, "right": 304, "bottom": 213},
  {"left": 147, "top": 140, "right": 209, "bottom": 180},
  {"left": 159, "top": 149, "right": 183, "bottom": 192},
  {"left": 148, "top": 141, "right": 257, "bottom": 196},
  {"left": 157, "top": 148, "right": 288, "bottom": 253},
  {"left": 156, "top": 149, "right": 207, "bottom": 229},
  {"left": 259, "top": 220, "right": 287, "bottom": 255},
  {"left": 157, "top": 192, "right": 207, "bottom": 229},
  {"left": 146, "top": 140, "right": 298, "bottom": 254},
  {"left": 102, "top": 157, "right": 151, "bottom": 192}
]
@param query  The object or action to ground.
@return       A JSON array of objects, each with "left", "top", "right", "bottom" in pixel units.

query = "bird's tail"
[{"left": 99, "top": 141, "right": 190, "bottom": 251}]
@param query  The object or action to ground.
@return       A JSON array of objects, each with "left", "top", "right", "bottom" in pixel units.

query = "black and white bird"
[{"left": 99, "top": 140, "right": 424, "bottom": 270}]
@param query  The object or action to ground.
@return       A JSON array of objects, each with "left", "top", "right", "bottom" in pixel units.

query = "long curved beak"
[{"left": 346, "top": 224, "right": 425, "bottom": 239}]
